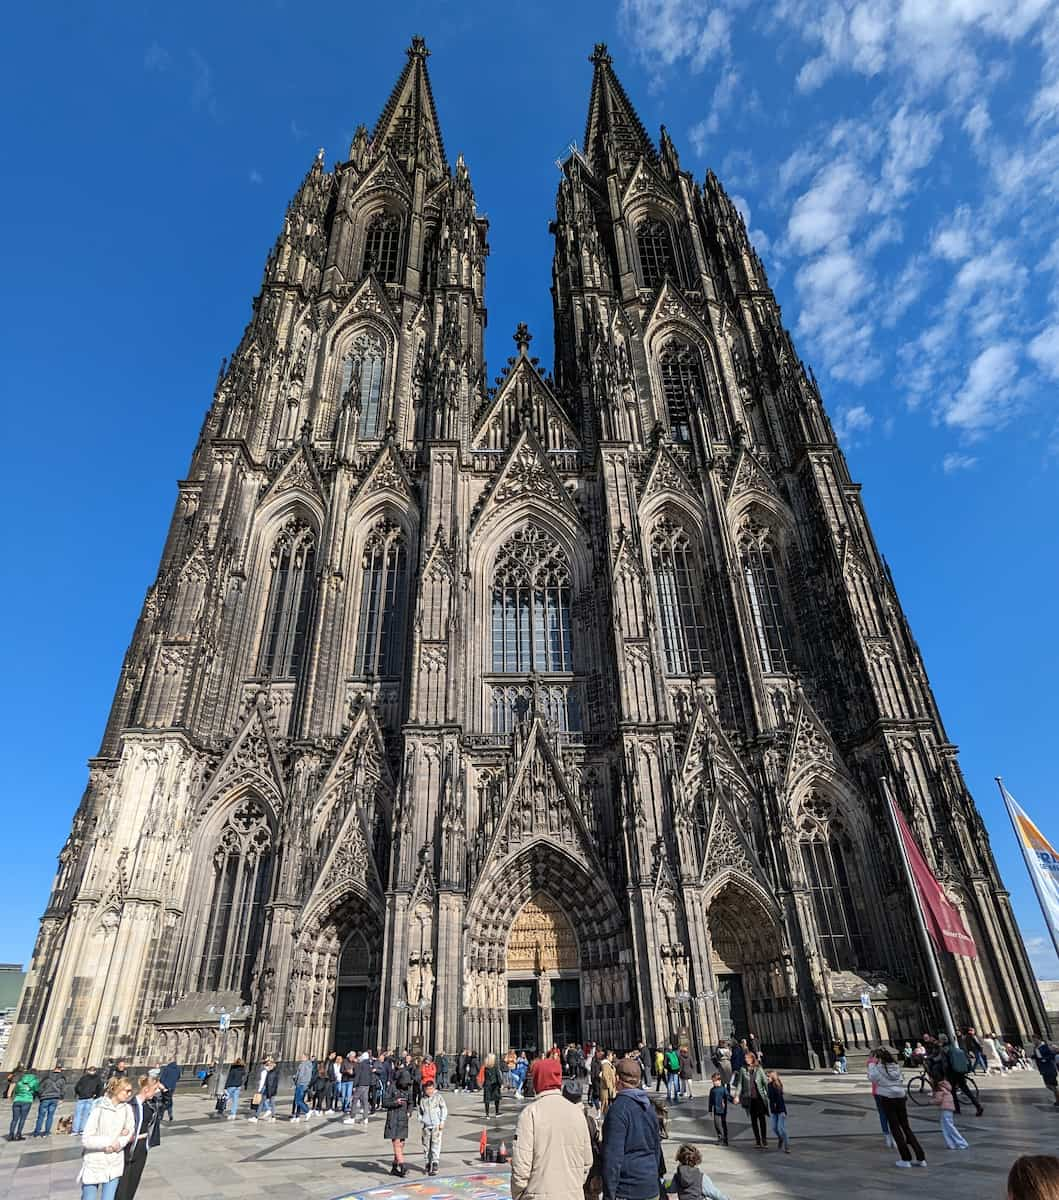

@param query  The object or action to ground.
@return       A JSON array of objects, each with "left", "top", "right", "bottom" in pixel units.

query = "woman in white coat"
[{"left": 78, "top": 1075, "right": 135, "bottom": 1200}]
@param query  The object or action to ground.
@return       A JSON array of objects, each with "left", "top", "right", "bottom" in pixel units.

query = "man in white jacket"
[{"left": 512, "top": 1057, "right": 593, "bottom": 1200}]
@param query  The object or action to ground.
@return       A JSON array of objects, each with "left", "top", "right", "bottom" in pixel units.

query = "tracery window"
[
  {"left": 339, "top": 330, "right": 386, "bottom": 440},
  {"left": 636, "top": 217, "right": 676, "bottom": 289},
  {"left": 650, "top": 519, "right": 710, "bottom": 675},
  {"left": 354, "top": 522, "right": 407, "bottom": 676},
  {"left": 659, "top": 340, "right": 717, "bottom": 442},
  {"left": 490, "top": 527, "right": 572, "bottom": 674},
  {"left": 363, "top": 211, "right": 402, "bottom": 283},
  {"left": 799, "top": 807, "right": 864, "bottom": 969},
  {"left": 200, "top": 799, "right": 273, "bottom": 995},
  {"left": 739, "top": 520, "right": 793, "bottom": 673},
  {"left": 259, "top": 519, "right": 316, "bottom": 678}
]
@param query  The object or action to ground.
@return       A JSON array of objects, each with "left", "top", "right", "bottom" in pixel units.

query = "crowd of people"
[{"left": 4, "top": 1026, "right": 1059, "bottom": 1199}]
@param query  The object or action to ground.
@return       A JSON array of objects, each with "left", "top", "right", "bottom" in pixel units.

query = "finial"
[
  {"left": 408, "top": 35, "right": 430, "bottom": 60},
  {"left": 315, "top": 147, "right": 325, "bottom": 165},
  {"left": 514, "top": 323, "right": 532, "bottom": 355},
  {"left": 590, "top": 42, "right": 612, "bottom": 67}
]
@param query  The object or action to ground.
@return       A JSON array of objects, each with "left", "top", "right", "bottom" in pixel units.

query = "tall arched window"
[
  {"left": 354, "top": 522, "right": 407, "bottom": 676},
  {"left": 739, "top": 519, "right": 793, "bottom": 673},
  {"left": 363, "top": 212, "right": 402, "bottom": 282},
  {"left": 650, "top": 519, "right": 710, "bottom": 674},
  {"left": 259, "top": 519, "right": 316, "bottom": 678},
  {"left": 798, "top": 796, "right": 865, "bottom": 968},
  {"left": 200, "top": 799, "right": 273, "bottom": 995},
  {"left": 491, "top": 527, "right": 572, "bottom": 674},
  {"left": 659, "top": 340, "right": 717, "bottom": 441},
  {"left": 339, "top": 331, "right": 386, "bottom": 439},
  {"left": 636, "top": 217, "right": 676, "bottom": 288}
]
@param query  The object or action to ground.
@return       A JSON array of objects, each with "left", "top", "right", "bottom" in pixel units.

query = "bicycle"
[{"left": 906, "top": 1070, "right": 979, "bottom": 1106}]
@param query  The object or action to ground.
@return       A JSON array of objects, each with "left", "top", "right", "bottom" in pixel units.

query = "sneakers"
[
  {"left": 912, "top": 1161, "right": 928, "bottom": 1168},
  {"left": 248, "top": 1116, "right": 258, "bottom": 1123},
  {"left": 227, "top": 1115, "right": 237, "bottom": 1121},
  {"left": 895, "top": 1161, "right": 911, "bottom": 1168},
  {"left": 342, "top": 1117, "right": 356, "bottom": 1125}
]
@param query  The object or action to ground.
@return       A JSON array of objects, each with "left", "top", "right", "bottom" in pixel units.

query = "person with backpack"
[
  {"left": 941, "top": 1035, "right": 984, "bottom": 1117},
  {"left": 664, "top": 1044, "right": 682, "bottom": 1104}
]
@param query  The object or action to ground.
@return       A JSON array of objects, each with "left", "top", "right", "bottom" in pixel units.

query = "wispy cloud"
[
  {"left": 144, "top": 42, "right": 171, "bottom": 72},
  {"left": 1024, "top": 933, "right": 1059, "bottom": 979},
  {"left": 833, "top": 404, "right": 874, "bottom": 445},
  {"left": 942, "top": 452, "right": 978, "bottom": 473},
  {"left": 249, "top": 169, "right": 264, "bottom": 185},
  {"left": 189, "top": 50, "right": 218, "bottom": 120},
  {"left": 290, "top": 118, "right": 307, "bottom": 141}
]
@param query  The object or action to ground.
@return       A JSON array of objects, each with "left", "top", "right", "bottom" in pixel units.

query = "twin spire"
[{"left": 365, "top": 36, "right": 655, "bottom": 182}]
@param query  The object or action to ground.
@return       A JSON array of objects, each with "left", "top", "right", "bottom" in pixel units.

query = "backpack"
[
  {"left": 947, "top": 1045, "right": 971, "bottom": 1074},
  {"left": 665, "top": 1050, "right": 680, "bottom": 1072}
]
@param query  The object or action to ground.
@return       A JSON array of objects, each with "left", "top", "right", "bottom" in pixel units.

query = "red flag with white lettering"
[{"left": 892, "top": 800, "right": 977, "bottom": 958}]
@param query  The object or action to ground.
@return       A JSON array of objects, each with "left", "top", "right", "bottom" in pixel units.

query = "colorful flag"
[
  {"left": 999, "top": 781, "right": 1059, "bottom": 957},
  {"left": 891, "top": 799, "right": 978, "bottom": 958}
]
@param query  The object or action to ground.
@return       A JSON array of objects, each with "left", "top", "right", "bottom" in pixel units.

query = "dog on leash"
[
  {"left": 649, "top": 1094, "right": 669, "bottom": 1139},
  {"left": 56, "top": 1115, "right": 73, "bottom": 1135}
]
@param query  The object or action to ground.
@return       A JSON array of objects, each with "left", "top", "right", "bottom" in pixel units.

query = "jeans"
[
  {"left": 339, "top": 1080, "right": 354, "bottom": 1111},
  {"left": 292, "top": 1084, "right": 308, "bottom": 1116},
  {"left": 259, "top": 1096, "right": 275, "bottom": 1118},
  {"left": 666, "top": 1071, "right": 680, "bottom": 1103},
  {"left": 941, "top": 1110, "right": 968, "bottom": 1149},
  {"left": 873, "top": 1094, "right": 890, "bottom": 1135},
  {"left": 8, "top": 1101, "right": 31, "bottom": 1139},
  {"left": 33, "top": 1098, "right": 58, "bottom": 1135},
  {"left": 81, "top": 1182, "right": 120, "bottom": 1200},
  {"left": 73, "top": 1098, "right": 96, "bottom": 1134},
  {"left": 836, "top": 1055, "right": 848, "bottom": 1073},
  {"left": 226, "top": 1086, "right": 241, "bottom": 1117},
  {"left": 771, "top": 1111, "right": 789, "bottom": 1148}
]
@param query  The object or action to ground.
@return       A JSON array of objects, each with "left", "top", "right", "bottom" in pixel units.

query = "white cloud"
[
  {"left": 882, "top": 105, "right": 943, "bottom": 196},
  {"left": 1024, "top": 933, "right": 1059, "bottom": 979},
  {"left": 931, "top": 207, "right": 976, "bottom": 261},
  {"left": 787, "top": 160, "right": 870, "bottom": 254},
  {"left": 834, "top": 404, "right": 874, "bottom": 444},
  {"left": 1029, "top": 323, "right": 1059, "bottom": 377},
  {"left": 942, "top": 452, "right": 979, "bottom": 472},
  {"left": 943, "top": 341, "right": 1021, "bottom": 432}
]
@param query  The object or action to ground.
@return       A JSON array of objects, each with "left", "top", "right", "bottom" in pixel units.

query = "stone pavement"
[{"left": 2, "top": 1069, "right": 1057, "bottom": 1200}]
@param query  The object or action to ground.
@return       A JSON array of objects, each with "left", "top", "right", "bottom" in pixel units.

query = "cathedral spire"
[
  {"left": 583, "top": 42, "right": 657, "bottom": 180},
  {"left": 372, "top": 35, "right": 449, "bottom": 181}
]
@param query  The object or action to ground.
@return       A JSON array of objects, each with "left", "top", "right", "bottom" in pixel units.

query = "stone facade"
[{"left": 9, "top": 39, "right": 1046, "bottom": 1071}]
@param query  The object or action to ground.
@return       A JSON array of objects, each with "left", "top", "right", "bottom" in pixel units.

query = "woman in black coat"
[
  {"left": 383, "top": 1070, "right": 411, "bottom": 1177},
  {"left": 482, "top": 1053, "right": 503, "bottom": 1118}
]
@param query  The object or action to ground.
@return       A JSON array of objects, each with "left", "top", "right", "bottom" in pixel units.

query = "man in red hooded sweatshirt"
[{"left": 512, "top": 1057, "right": 593, "bottom": 1200}]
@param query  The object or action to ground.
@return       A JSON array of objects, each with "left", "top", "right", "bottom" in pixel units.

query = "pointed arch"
[
  {"left": 258, "top": 515, "right": 316, "bottom": 678},
  {"left": 645, "top": 511, "right": 712, "bottom": 676},
  {"left": 633, "top": 213, "right": 679, "bottom": 289},
  {"left": 352, "top": 517, "right": 408, "bottom": 678},
  {"left": 734, "top": 505, "right": 795, "bottom": 675}
]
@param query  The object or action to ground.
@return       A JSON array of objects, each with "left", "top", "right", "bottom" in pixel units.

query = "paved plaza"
[{"left": 2, "top": 1069, "right": 1057, "bottom": 1200}]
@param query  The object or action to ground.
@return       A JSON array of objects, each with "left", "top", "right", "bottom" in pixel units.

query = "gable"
[
  {"left": 471, "top": 357, "right": 580, "bottom": 453},
  {"left": 726, "top": 447, "right": 784, "bottom": 509},
  {"left": 349, "top": 442, "right": 416, "bottom": 507},
  {"left": 469, "top": 428, "right": 581, "bottom": 536},
  {"left": 259, "top": 443, "right": 327, "bottom": 509}
]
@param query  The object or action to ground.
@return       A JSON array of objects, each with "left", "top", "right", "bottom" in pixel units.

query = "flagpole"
[
  {"left": 996, "top": 776, "right": 1059, "bottom": 961},
  {"left": 881, "top": 776, "right": 957, "bottom": 1040}
]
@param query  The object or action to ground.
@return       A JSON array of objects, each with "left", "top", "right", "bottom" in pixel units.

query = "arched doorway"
[
  {"left": 505, "top": 893, "right": 580, "bottom": 1052},
  {"left": 706, "top": 879, "right": 800, "bottom": 1060},
  {"left": 334, "top": 931, "right": 373, "bottom": 1053}
]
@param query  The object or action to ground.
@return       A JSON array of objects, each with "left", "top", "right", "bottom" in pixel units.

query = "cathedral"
[{"left": 9, "top": 38, "right": 1046, "bottom": 1073}]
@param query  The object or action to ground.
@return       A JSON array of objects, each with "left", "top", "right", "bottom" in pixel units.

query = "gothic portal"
[{"left": 9, "top": 38, "right": 1046, "bottom": 1071}]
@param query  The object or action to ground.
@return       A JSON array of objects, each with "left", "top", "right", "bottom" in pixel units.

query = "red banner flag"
[{"left": 892, "top": 800, "right": 978, "bottom": 958}]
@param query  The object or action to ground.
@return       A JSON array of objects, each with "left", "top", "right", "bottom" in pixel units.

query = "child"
[
  {"left": 931, "top": 1078, "right": 968, "bottom": 1149},
  {"left": 416, "top": 1077, "right": 447, "bottom": 1176},
  {"left": 707, "top": 1073, "right": 729, "bottom": 1146},
  {"left": 667, "top": 1143, "right": 730, "bottom": 1200},
  {"left": 766, "top": 1070, "right": 790, "bottom": 1153}
]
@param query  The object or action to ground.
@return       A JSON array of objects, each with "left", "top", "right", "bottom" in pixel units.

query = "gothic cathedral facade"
[{"left": 10, "top": 39, "right": 1046, "bottom": 1071}]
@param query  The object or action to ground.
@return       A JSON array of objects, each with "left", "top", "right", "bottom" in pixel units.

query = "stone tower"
[{"left": 8, "top": 39, "right": 1044, "bottom": 1072}]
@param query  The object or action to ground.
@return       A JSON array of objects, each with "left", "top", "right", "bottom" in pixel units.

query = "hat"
[
  {"left": 562, "top": 1080, "right": 582, "bottom": 1104},
  {"left": 530, "top": 1056, "right": 563, "bottom": 1093},
  {"left": 616, "top": 1057, "right": 642, "bottom": 1086}
]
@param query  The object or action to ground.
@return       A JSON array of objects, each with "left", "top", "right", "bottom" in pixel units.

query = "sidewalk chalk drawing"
[{"left": 334, "top": 1174, "right": 511, "bottom": 1200}]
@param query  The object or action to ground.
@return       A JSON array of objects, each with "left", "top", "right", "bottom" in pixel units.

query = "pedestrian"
[
  {"left": 344, "top": 1051, "right": 372, "bottom": 1125},
  {"left": 930, "top": 1077, "right": 968, "bottom": 1150},
  {"left": 512, "top": 1057, "right": 592, "bottom": 1200},
  {"left": 963, "top": 1028, "right": 986, "bottom": 1074},
  {"left": 730, "top": 1041, "right": 745, "bottom": 1076},
  {"left": 590, "top": 1048, "right": 604, "bottom": 1109},
  {"left": 678, "top": 1045, "right": 694, "bottom": 1100},
  {"left": 32, "top": 1062, "right": 67, "bottom": 1137},
  {"left": 73, "top": 1067, "right": 105, "bottom": 1136},
  {"left": 223, "top": 1058, "right": 246, "bottom": 1120},
  {"left": 562, "top": 1079, "right": 601, "bottom": 1199},
  {"left": 867, "top": 1047, "right": 926, "bottom": 1169},
  {"left": 653, "top": 1048, "right": 665, "bottom": 1093},
  {"left": 114, "top": 1075, "right": 163, "bottom": 1200},
  {"left": 981, "top": 1033, "right": 1004, "bottom": 1074},
  {"left": 383, "top": 1068, "right": 412, "bottom": 1177},
  {"left": 636, "top": 1042, "right": 652, "bottom": 1088},
  {"left": 157, "top": 1061, "right": 179, "bottom": 1122},
  {"left": 600, "top": 1057, "right": 666, "bottom": 1200},
  {"left": 198, "top": 1060, "right": 214, "bottom": 1090},
  {"left": 599, "top": 1052, "right": 617, "bottom": 1116},
  {"left": 866, "top": 1049, "right": 893, "bottom": 1149},
  {"left": 436, "top": 1052, "right": 449, "bottom": 1091},
  {"left": 106, "top": 1060, "right": 128, "bottom": 1084},
  {"left": 1032, "top": 1037, "right": 1059, "bottom": 1106},
  {"left": 667, "top": 1143, "right": 730, "bottom": 1200},
  {"left": 512, "top": 1052, "right": 528, "bottom": 1099},
  {"left": 735, "top": 1051, "right": 769, "bottom": 1149},
  {"left": 766, "top": 1070, "right": 790, "bottom": 1153},
  {"left": 416, "top": 1076, "right": 447, "bottom": 1176},
  {"left": 78, "top": 1075, "right": 135, "bottom": 1200},
  {"left": 249, "top": 1057, "right": 278, "bottom": 1122},
  {"left": 707, "top": 1073, "right": 728, "bottom": 1145},
  {"left": 7, "top": 1065, "right": 39, "bottom": 1141},
  {"left": 664, "top": 1043, "right": 682, "bottom": 1104},
  {"left": 714, "top": 1042, "right": 733, "bottom": 1090},
  {"left": 831, "top": 1037, "right": 847, "bottom": 1074},
  {"left": 482, "top": 1052, "right": 503, "bottom": 1118},
  {"left": 4, "top": 1064, "right": 23, "bottom": 1101},
  {"left": 1007, "top": 1155, "right": 1059, "bottom": 1199},
  {"left": 941, "top": 1034, "right": 984, "bottom": 1117}
]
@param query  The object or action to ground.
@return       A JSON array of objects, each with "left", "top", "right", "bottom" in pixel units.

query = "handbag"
[{"left": 251, "top": 1091, "right": 263, "bottom": 1107}]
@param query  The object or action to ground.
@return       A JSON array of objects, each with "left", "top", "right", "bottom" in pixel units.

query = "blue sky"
[{"left": 1, "top": 1, "right": 1057, "bottom": 979}]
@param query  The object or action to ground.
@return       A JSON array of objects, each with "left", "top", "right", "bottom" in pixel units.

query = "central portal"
[{"left": 505, "top": 893, "right": 581, "bottom": 1051}]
